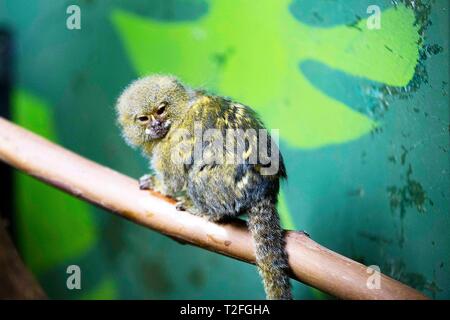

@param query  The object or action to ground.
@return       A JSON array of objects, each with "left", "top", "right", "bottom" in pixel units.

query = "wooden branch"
[
  {"left": 0, "top": 117, "right": 428, "bottom": 300},
  {"left": 0, "top": 219, "right": 47, "bottom": 299}
]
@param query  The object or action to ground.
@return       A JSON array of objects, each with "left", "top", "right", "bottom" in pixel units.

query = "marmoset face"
[{"left": 116, "top": 75, "right": 188, "bottom": 147}]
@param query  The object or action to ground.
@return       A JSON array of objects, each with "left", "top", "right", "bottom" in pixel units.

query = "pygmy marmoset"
[{"left": 116, "top": 75, "right": 292, "bottom": 300}]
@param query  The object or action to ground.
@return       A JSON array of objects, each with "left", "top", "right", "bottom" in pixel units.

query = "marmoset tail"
[{"left": 116, "top": 74, "right": 292, "bottom": 300}]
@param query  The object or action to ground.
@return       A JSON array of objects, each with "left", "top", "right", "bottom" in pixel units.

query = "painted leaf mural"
[{"left": 111, "top": 1, "right": 420, "bottom": 148}]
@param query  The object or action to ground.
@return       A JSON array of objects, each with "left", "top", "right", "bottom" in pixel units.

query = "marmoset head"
[{"left": 116, "top": 75, "right": 190, "bottom": 147}]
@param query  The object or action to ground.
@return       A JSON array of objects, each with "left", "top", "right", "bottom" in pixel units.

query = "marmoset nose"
[{"left": 151, "top": 119, "right": 162, "bottom": 128}]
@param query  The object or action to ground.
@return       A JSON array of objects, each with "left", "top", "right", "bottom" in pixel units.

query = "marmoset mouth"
[{"left": 145, "top": 120, "right": 171, "bottom": 139}]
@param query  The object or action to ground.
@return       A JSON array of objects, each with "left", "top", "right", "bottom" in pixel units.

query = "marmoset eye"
[
  {"left": 156, "top": 102, "right": 168, "bottom": 115},
  {"left": 137, "top": 115, "right": 149, "bottom": 122}
]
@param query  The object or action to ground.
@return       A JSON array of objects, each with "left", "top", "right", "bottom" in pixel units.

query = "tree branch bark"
[{"left": 0, "top": 117, "right": 428, "bottom": 300}]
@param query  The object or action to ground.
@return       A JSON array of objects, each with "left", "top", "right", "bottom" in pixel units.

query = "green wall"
[{"left": 0, "top": 0, "right": 448, "bottom": 299}]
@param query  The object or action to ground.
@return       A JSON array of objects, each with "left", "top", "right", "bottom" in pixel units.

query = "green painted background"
[{"left": 0, "top": 0, "right": 448, "bottom": 299}]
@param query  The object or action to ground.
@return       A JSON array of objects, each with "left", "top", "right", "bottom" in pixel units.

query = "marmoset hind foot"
[
  {"left": 175, "top": 197, "right": 229, "bottom": 223},
  {"left": 116, "top": 74, "right": 292, "bottom": 300},
  {"left": 140, "top": 174, "right": 215, "bottom": 222}
]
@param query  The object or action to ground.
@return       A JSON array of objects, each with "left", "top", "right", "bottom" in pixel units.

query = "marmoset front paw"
[
  {"left": 139, "top": 174, "right": 154, "bottom": 190},
  {"left": 138, "top": 174, "right": 170, "bottom": 196}
]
